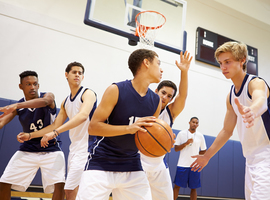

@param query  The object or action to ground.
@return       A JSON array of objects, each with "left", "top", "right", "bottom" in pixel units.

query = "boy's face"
[
  {"left": 155, "top": 86, "right": 175, "bottom": 109},
  {"left": 217, "top": 52, "right": 245, "bottom": 79},
  {"left": 65, "top": 66, "right": 84, "bottom": 86},
  {"left": 149, "top": 56, "right": 163, "bottom": 83},
  {"left": 19, "top": 76, "right": 39, "bottom": 100}
]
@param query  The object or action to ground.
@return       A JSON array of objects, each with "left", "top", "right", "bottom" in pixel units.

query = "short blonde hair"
[{"left": 215, "top": 41, "right": 248, "bottom": 71}]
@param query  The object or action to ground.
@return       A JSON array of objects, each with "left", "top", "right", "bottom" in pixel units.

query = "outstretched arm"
[
  {"left": 190, "top": 93, "right": 237, "bottom": 172},
  {"left": 0, "top": 92, "right": 55, "bottom": 119},
  {"left": 235, "top": 78, "right": 269, "bottom": 128},
  {"left": 88, "top": 84, "right": 157, "bottom": 137},
  {"left": 168, "top": 51, "right": 192, "bottom": 122}
]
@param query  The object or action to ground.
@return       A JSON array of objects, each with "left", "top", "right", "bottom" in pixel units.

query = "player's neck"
[
  {"left": 231, "top": 71, "right": 246, "bottom": 93},
  {"left": 131, "top": 78, "right": 150, "bottom": 97},
  {"left": 69, "top": 83, "right": 82, "bottom": 98},
  {"left": 188, "top": 129, "right": 196, "bottom": 134}
]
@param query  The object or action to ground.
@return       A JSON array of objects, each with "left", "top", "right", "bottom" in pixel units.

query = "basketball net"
[{"left": 135, "top": 11, "right": 166, "bottom": 49}]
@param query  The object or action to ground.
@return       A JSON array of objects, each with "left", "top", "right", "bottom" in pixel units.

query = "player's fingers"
[{"left": 234, "top": 97, "right": 245, "bottom": 114}]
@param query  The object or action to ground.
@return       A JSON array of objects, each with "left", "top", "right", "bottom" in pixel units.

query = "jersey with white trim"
[
  {"left": 140, "top": 106, "right": 173, "bottom": 172},
  {"left": 85, "top": 80, "right": 160, "bottom": 172},
  {"left": 63, "top": 86, "right": 97, "bottom": 154},
  {"left": 17, "top": 92, "right": 61, "bottom": 152},
  {"left": 230, "top": 74, "right": 270, "bottom": 166}
]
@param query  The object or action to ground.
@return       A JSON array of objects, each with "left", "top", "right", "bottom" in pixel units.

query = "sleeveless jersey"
[
  {"left": 230, "top": 74, "right": 270, "bottom": 166},
  {"left": 85, "top": 80, "right": 160, "bottom": 172},
  {"left": 64, "top": 86, "right": 97, "bottom": 154},
  {"left": 17, "top": 92, "right": 61, "bottom": 152},
  {"left": 140, "top": 106, "right": 173, "bottom": 172}
]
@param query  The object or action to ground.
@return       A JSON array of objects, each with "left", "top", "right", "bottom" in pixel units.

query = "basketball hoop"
[{"left": 135, "top": 10, "right": 166, "bottom": 48}]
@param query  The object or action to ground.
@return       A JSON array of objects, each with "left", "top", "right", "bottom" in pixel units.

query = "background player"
[
  {"left": 173, "top": 117, "right": 206, "bottom": 200},
  {"left": 76, "top": 49, "right": 162, "bottom": 200},
  {"left": 17, "top": 63, "right": 97, "bottom": 200},
  {"left": 0, "top": 71, "right": 65, "bottom": 200},
  {"left": 140, "top": 50, "right": 192, "bottom": 200},
  {"left": 191, "top": 41, "right": 270, "bottom": 200}
]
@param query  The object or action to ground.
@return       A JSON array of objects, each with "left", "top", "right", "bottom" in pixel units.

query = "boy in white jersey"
[
  {"left": 17, "top": 62, "right": 97, "bottom": 200},
  {"left": 0, "top": 71, "right": 65, "bottom": 200},
  {"left": 140, "top": 51, "right": 193, "bottom": 200},
  {"left": 191, "top": 41, "right": 270, "bottom": 200}
]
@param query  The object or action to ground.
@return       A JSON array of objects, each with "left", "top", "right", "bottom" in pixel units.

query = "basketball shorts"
[
  {"left": 76, "top": 170, "right": 152, "bottom": 200},
  {"left": 0, "top": 151, "right": 65, "bottom": 193},
  {"left": 64, "top": 152, "right": 89, "bottom": 190},
  {"left": 174, "top": 166, "right": 201, "bottom": 189},
  {"left": 245, "top": 164, "right": 270, "bottom": 200},
  {"left": 146, "top": 168, "right": 173, "bottom": 200}
]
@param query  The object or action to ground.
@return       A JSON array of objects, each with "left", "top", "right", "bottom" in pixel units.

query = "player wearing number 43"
[
  {"left": 140, "top": 50, "right": 193, "bottom": 200},
  {"left": 0, "top": 71, "right": 65, "bottom": 200},
  {"left": 191, "top": 41, "right": 270, "bottom": 200},
  {"left": 17, "top": 62, "right": 97, "bottom": 200}
]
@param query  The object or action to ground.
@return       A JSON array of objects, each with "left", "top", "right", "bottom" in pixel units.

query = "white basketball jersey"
[
  {"left": 64, "top": 86, "right": 91, "bottom": 154},
  {"left": 230, "top": 74, "right": 270, "bottom": 166},
  {"left": 140, "top": 106, "right": 173, "bottom": 172}
]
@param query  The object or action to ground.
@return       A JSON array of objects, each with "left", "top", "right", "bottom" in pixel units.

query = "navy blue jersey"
[
  {"left": 17, "top": 92, "right": 61, "bottom": 152},
  {"left": 85, "top": 80, "right": 160, "bottom": 172}
]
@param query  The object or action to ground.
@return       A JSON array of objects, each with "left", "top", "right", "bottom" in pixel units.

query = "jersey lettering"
[{"left": 29, "top": 119, "right": 43, "bottom": 132}]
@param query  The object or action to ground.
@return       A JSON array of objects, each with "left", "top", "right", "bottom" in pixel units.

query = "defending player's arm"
[
  {"left": 235, "top": 78, "right": 269, "bottom": 128},
  {"left": 168, "top": 51, "right": 192, "bottom": 121},
  {"left": 190, "top": 93, "right": 237, "bottom": 172},
  {"left": 0, "top": 111, "right": 17, "bottom": 130},
  {"left": 0, "top": 93, "right": 55, "bottom": 119},
  {"left": 40, "top": 89, "right": 96, "bottom": 147},
  {"left": 88, "top": 84, "right": 157, "bottom": 137}
]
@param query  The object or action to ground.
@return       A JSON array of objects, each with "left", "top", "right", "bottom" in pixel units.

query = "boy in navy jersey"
[
  {"left": 141, "top": 51, "right": 193, "bottom": 200},
  {"left": 0, "top": 71, "right": 65, "bottom": 200},
  {"left": 191, "top": 42, "right": 270, "bottom": 200},
  {"left": 75, "top": 49, "right": 163, "bottom": 200},
  {"left": 18, "top": 62, "right": 97, "bottom": 200}
]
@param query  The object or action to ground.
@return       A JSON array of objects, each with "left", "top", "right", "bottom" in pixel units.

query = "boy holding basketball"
[
  {"left": 140, "top": 50, "right": 192, "bottom": 200},
  {"left": 0, "top": 71, "right": 65, "bottom": 200},
  {"left": 75, "top": 49, "right": 162, "bottom": 200},
  {"left": 191, "top": 41, "right": 270, "bottom": 200},
  {"left": 17, "top": 62, "right": 97, "bottom": 200}
]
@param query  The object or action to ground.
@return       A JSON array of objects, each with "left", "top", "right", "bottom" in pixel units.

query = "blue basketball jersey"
[
  {"left": 17, "top": 92, "right": 61, "bottom": 152},
  {"left": 85, "top": 80, "right": 160, "bottom": 172}
]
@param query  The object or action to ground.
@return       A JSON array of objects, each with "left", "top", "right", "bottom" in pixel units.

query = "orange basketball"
[{"left": 135, "top": 118, "right": 174, "bottom": 157}]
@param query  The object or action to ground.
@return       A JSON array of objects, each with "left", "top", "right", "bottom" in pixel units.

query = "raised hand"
[
  {"left": 175, "top": 51, "right": 193, "bottom": 73},
  {"left": 190, "top": 154, "right": 209, "bottom": 172},
  {"left": 234, "top": 97, "right": 254, "bottom": 128}
]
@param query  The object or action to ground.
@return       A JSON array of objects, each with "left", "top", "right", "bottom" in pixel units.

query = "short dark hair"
[
  {"left": 157, "top": 80, "right": 177, "bottom": 99},
  {"left": 190, "top": 116, "right": 199, "bottom": 122},
  {"left": 19, "top": 71, "right": 38, "bottom": 83},
  {"left": 128, "top": 49, "right": 158, "bottom": 76},
  {"left": 66, "top": 62, "right": 85, "bottom": 74}
]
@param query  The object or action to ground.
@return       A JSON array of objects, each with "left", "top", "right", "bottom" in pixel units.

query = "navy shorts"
[{"left": 174, "top": 166, "right": 201, "bottom": 189}]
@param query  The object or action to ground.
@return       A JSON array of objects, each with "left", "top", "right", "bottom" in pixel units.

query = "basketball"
[{"left": 135, "top": 118, "right": 174, "bottom": 157}]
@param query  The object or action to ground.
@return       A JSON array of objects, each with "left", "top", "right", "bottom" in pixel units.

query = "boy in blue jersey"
[
  {"left": 75, "top": 49, "right": 163, "bottom": 200},
  {"left": 17, "top": 62, "right": 97, "bottom": 200},
  {"left": 0, "top": 71, "right": 65, "bottom": 200},
  {"left": 141, "top": 51, "right": 193, "bottom": 200},
  {"left": 191, "top": 42, "right": 270, "bottom": 200}
]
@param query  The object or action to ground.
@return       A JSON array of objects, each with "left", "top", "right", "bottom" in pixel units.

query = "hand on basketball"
[
  {"left": 0, "top": 104, "right": 17, "bottom": 118},
  {"left": 234, "top": 97, "right": 255, "bottom": 128},
  {"left": 175, "top": 51, "right": 193, "bottom": 73},
  {"left": 190, "top": 155, "right": 209, "bottom": 172},
  {"left": 128, "top": 116, "right": 156, "bottom": 134},
  {"left": 41, "top": 132, "right": 55, "bottom": 148},
  {"left": 17, "top": 132, "right": 30, "bottom": 143}
]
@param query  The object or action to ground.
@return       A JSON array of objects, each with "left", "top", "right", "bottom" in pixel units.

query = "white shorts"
[
  {"left": 146, "top": 168, "right": 173, "bottom": 200},
  {"left": 245, "top": 164, "right": 270, "bottom": 200},
  {"left": 76, "top": 170, "right": 152, "bottom": 200},
  {"left": 0, "top": 151, "right": 65, "bottom": 193},
  {"left": 64, "top": 152, "right": 89, "bottom": 190}
]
